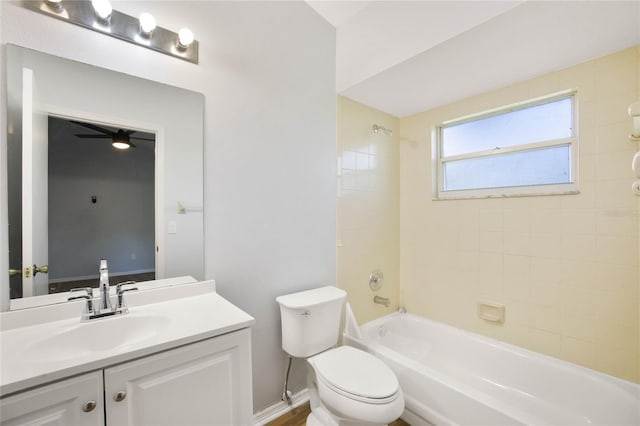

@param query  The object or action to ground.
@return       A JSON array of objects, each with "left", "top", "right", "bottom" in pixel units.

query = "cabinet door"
[
  {"left": 0, "top": 371, "right": 104, "bottom": 426},
  {"left": 105, "top": 328, "right": 253, "bottom": 426}
]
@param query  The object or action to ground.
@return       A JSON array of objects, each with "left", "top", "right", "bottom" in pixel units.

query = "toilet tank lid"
[{"left": 276, "top": 286, "right": 347, "bottom": 309}]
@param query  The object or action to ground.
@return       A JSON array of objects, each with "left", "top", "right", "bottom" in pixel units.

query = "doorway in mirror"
[{"left": 8, "top": 116, "right": 156, "bottom": 299}]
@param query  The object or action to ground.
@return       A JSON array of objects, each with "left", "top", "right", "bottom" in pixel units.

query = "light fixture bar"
[{"left": 21, "top": 0, "right": 199, "bottom": 64}]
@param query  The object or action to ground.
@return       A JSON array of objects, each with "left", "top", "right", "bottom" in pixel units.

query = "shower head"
[{"left": 372, "top": 124, "right": 392, "bottom": 136}]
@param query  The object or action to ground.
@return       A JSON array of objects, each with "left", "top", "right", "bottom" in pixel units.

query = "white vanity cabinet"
[
  {"left": 0, "top": 371, "right": 104, "bottom": 426},
  {"left": 1, "top": 329, "right": 252, "bottom": 426},
  {"left": 105, "top": 328, "right": 252, "bottom": 426},
  {"left": 1, "top": 282, "right": 256, "bottom": 426}
]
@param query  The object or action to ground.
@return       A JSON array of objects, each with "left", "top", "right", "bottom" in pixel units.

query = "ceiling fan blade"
[
  {"left": 75, "top": 134, "right": 113, "bottom": 138},
  {"left": 70, "top": 120, "right": 116, "bottom": 136},
  {"left": 130, "top": 136, "right": 155, "bottom": 141}
]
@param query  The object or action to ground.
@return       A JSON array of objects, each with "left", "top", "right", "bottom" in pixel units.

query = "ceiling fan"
[{"left": 71, "top": 120, "right": 154, "bottom": 150}]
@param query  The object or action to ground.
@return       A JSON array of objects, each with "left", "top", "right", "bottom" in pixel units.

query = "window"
[{"left": 434, "top": 91, "right": 577, "bottom": 199}]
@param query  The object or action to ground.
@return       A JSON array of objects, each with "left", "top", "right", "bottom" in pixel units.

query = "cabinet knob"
[
  {"left": 114, "top": 391, "right": 127, "bottom": 402},
  {"left": 82, "top": 400, "right": 97, "bottom": 412}
]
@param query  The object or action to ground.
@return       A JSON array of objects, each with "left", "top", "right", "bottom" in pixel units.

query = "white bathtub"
[{"left": 343, "top": 312, "right": 640, "bottom": 426}]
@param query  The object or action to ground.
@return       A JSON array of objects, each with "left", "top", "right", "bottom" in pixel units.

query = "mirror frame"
[{"left": 3, "top": 44, "right": 205, "bottom": 310}]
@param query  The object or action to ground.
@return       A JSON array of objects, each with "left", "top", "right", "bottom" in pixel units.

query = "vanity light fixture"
[
  {"left": 91, "top": 0, "right": 112, "bottom": 24},
  {"left": 23, "top": 0, "right": 199, "bottom": 64},
  {"left": 44, "top": 0, "right": 63, "bottom": 13},
  {"left": 177, "top": 28, "right": 194, "bottom": 50},
  {"left": 139, "top": 12, "right": 157, "bottom": 37}
]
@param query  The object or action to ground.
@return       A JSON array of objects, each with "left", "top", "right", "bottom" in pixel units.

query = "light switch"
[{"left": 168, "top": 221, "right": 177, "bottom": 234}]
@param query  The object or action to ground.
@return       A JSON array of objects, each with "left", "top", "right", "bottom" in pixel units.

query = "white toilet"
[{"left": 276, "top": 286, "right": 404, "bottom": 426}]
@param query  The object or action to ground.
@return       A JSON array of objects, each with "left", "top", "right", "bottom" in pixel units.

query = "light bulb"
[
  {"left": 177, "top": 28, "right": 194, "bottom": 49},
  {"left": 91, "top": 0, "right": 112, "bottom": 22},
  {"left": 139, "top": 12, "right": 156, "bottom": 36},
  {"left": 112, "top": 141, "right": 131, "bottom": 150},
  {"left": 45, "top": 0, "right": 63, "bottom": 12}
]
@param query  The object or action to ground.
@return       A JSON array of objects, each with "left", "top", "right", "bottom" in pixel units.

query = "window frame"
[{"left": 433, "top": 90, "right": 579, "bottom": 200}]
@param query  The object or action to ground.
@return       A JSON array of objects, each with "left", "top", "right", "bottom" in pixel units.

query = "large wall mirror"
[{"left": 4, "top": 44, "right": 204, "bottom": 311}]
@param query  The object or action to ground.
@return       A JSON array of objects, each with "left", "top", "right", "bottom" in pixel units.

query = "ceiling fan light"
[{"left": 112, "top": 140, "right": 131, "bottom": 150}]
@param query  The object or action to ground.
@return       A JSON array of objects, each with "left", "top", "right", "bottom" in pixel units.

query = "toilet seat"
[
  {"left": 311, "top": 346, "right": 400, "bottom": 403},
  {"left": 312, "top": 346, "right": 399, "bottom": 399},
  {"left": 308, "top": 346, "right": 404, "bottom": 424}
]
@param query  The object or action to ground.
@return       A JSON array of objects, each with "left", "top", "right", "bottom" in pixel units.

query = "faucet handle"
[
  {"left": 116, "top": 281, "right": 137, "bottom": 294},
  {"left": 116, "top": 282, "right": 138, "bottom": 312},
  {"left": 67, "top": 292, "right": 96, "bottom": 319},
  {"left": 69, "top": 287, "right": 93, "bottom": 298},
  {"left": 68, "top": 294, "right": 90, "bottom": 302}
]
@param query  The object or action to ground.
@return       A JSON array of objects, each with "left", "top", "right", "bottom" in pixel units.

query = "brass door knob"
[
  {"left": 8, "top": 268, "right": 20, "bottom": 277},
  {"left": 82, "top": 400, "right": 97, "bottom": 412},
  {"left": 33, "top": 264, "right": 49, "bottom": 275}
]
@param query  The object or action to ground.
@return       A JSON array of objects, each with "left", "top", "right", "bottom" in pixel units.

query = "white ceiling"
[{"left": 307, "top": 0, "right": 640, "bottom": 117}]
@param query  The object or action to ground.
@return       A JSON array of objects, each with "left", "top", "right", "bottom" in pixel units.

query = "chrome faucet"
[
  {"left": 68, "top": 259, "right": 138, "bottom": 321},
  {"left": 68, "top": 287, "right": 96, "bottom": 320},
  {"left": 374, "top": 295, "right": 391, "bottom": 307},
  {"left": 98, "top": 259, "right": 112, "bottom": 313}
]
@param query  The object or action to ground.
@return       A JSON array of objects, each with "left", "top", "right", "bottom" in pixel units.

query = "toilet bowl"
[
  {"left": 276, "top": 286, "right": 405, "bottom": 426},
  {"left": 308, "top": 346, "right": 404, "bottom": 425}
]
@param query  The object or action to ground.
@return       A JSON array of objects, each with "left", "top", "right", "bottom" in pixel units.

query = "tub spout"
[{"left": 374, "top": 295, "right": 390, "bottom": 307}]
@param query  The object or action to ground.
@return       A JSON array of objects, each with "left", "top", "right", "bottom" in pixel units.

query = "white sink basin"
[
  {"left": 25, "top": 314, "right": 171, "bottom": 362},
  {"left": 1, "top": 282, "right": 256, "bottom": 396}
]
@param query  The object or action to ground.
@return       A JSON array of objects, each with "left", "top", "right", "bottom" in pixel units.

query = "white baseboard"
[{"left": 253, "top": 388, "right": 310, "bottom": 426}]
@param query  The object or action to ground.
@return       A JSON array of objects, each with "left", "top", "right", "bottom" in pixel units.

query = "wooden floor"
[{"left": 265, "top": 402, "right": 409, "bottom": 426}]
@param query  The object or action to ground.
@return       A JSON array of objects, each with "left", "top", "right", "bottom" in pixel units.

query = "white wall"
[{"left": 0, "top": 0, "right": 336, "bottom": 413}]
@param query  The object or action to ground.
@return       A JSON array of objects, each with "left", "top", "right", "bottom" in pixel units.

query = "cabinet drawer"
[{"left": 0, "top": 371, "right": 104, "bottom": 426}]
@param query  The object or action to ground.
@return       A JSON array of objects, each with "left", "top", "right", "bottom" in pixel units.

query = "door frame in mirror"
[
  {"left": 43, "top": 104, "right": 166, "bottom": 283},
  {"left": 12, "top": 102, "right": 165, "bottom": 303}
]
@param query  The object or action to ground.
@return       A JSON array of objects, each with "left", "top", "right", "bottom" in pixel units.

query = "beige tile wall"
[
  {"left": 399, "top": 47, "right": 640, "bottom": 382},
  {"left": 337, "top": 96, "right": 400, "bottom": 324}
]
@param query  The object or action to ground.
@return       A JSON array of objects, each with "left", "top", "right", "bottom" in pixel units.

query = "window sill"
[{"left": 433, "top": 183, "right": 579, "bottom": 201}]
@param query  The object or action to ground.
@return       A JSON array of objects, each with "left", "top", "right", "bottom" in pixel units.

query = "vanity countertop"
[{"left": 0, "top": 280, "right": 255, "bottom": 396}]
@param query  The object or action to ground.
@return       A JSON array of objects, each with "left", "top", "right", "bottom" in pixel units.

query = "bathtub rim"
[
  {"left": 348, "top": 311, "right": 639, "bottom": 393},
  {"left": 344, "top": 311, "right": 640, "bottom": 425}
]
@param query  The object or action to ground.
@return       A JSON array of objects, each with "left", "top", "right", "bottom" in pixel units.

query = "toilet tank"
[{"left": 276, "top": 286, "right": 347, "bottom": 358}]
